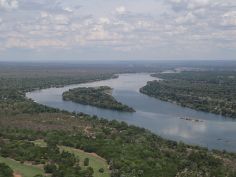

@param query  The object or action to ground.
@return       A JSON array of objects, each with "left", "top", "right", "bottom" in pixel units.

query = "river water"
[{"left": 26, "top": 73, "right": 236, "bottom": 152}]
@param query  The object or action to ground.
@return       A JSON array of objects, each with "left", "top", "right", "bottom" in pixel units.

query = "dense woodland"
[
  {"left": 140, "top": 71, "right": 236, "bottom": 118},
  {"left": 63, "top": 86, "right": 135, "bottom": 112},
  {"left": 0, "top": 65, "right": 236, "bottom": 177}
]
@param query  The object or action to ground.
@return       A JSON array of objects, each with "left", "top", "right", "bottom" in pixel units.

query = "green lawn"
[
  {"left": 60, "top": 146, "right": 110, "bottom": 177},
  {"left": 0, "top": 156, "right": 44, "bottom": 177}
]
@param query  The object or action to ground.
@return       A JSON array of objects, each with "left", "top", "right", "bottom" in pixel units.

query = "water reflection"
[{"left": 27, "top": 73, "right": 236, "bottom": 152}]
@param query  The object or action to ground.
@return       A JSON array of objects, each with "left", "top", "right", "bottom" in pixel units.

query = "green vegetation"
[
  {"left": 99, "top": 168, "right": 104, "bottom": 173},
  {"left": 1, "top": 117, "right": 236, "bottom": 177},
  {"left": 60, "top": 146, "right": 110, "bottom": 177},
  {"left": 140, "top": 71, "right": 236, "bottom": 118},
  {"left": 0, "top": 70, "right": 115, "bottom": 117},
  {"left": 0, "top": 162, "right": 13, "bottom": 177},
  {"left": 84, "top": 158, "right": 89, "bottom": 166},
  {"left": 32, "top": 140, "right": 47, "bottom": 148},
  {"left": 0, "top": 156, "right": 43, "bottom": 177},
  {"left": 0, "top": 65, "right": 235, "bottom": 177},
  {"left": 63, "top": 86, "right": 135, "bottom": 112},
  {"left": 0, "top": 138, "right": 96, "bottom": 177}
]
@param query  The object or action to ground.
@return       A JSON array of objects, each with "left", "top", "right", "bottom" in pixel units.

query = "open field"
[
  {"left": 60, "top": 146, "right": 110, "bottom": 177},
  {"left": 0, "top": 156, "right": 44, "bottom": 177},
  {"left": 32, "top": 140, "right": 110, "bottom": 177}
]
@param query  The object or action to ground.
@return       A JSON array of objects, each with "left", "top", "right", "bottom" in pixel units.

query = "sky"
[{"left": 0, "top": 0, "right": 236, "bottom": 61}]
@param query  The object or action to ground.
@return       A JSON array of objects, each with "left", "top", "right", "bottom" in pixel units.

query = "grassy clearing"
[
  {"left": 32, "top": 140, "right": 110, "bottom": 177},
  {"left": 32, "top": 139, "right": 47, "bottom": 148},
  {"left": 0, "top": 156, "right": 44, "bottom": 177},
  {"left": 60, "top": 146, "right": 110, "bottom": 177}
]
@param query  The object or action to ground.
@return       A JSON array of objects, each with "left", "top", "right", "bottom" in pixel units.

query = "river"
[{"left": 26, "top": 73, "right": 236, "bottom": 152}]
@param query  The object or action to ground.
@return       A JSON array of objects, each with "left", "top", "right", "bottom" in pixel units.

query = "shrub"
[
  {"left": 99, "top": 168, "right": 104, "bottom": 173},
  {"left": 44, "top": 163, "right": 57, "bottom": 173},
  {"left": 84, "top": 158, "right": 89, "bottom": 166}
]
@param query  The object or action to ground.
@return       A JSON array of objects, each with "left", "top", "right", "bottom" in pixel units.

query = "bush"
[
  {"left": 84, "top": 158, "right": 89, "bottom": 166},
  {"left": 86, "top": 167, "right": 94, "bottom": 176},
  {"left": 99, "top": 168, "right": 104, "bottom": 173},
  {"left": 44, "top": 163, "right": 57, "bottom": 173}
]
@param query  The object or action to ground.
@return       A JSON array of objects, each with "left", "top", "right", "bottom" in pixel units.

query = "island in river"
[{"left": 63, "top": 86, "right": 135, "bottom": 112}]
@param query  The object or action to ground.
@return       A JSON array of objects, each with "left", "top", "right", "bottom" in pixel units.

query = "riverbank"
[{"left": 141, "top": 71, "right": 236, "bottom": 118}]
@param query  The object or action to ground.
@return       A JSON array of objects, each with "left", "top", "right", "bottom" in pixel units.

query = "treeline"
[
  {"left": 0, "top": 70, "right": 115, "bottom": 117},
  {"left": 140, "top": 71, "right": 236, "bottom": 118},
  {"left": 0, "top": 74, "right": 116, "bottom": 92},
  {"left": 63, "top": 86, "right": 135, "bottom": 112}
]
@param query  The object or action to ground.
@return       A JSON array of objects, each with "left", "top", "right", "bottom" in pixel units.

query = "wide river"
[{"left": 27, "top": 73, "right": 236, "bottom": 152}]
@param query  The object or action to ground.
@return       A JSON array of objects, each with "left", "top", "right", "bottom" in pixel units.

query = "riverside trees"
[{"left": 141, "top": 71, "right": 236, "bottom": 118}]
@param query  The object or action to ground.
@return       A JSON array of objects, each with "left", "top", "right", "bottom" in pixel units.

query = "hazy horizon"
[{"left": 0, "top": 0, "right": 236, "bottom": 61}]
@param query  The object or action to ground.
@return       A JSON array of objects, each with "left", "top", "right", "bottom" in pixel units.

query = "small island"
[{"left": 63, "top": 86, "right": 135, "bottom": 112}]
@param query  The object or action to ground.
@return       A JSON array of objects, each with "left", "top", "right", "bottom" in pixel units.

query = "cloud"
[
  {"left": 99, "top": 17, "right": 110, "bottom": 24},
  {"left": 168, "top": 0, "right": 211, "bottom": 11},
  {"left": 116, "top": 6, "right": 126, "bottom": 15},
  {"left": 63, "top": 7, "right": 73, "bottom": 12},
  {"left": 0, "top": 0, "right": 18, "bottom": 10},
  {"left": 5, "top": 37, "right": 66, "bottom": 49},
  {"left": 0, "top": 0, "right": 235, "bottom": 60},
  {"left": 175, "top": 12, "right": 196, "bottom": 24},
  {"left": 187, "top": 0, "right": 210, "bottom": 9},
  {"left": 222, "top": 11, "right": 236, "bottom": 27},
  {"left": 40, "top": 12, "right": 70, "bottom": 25}
]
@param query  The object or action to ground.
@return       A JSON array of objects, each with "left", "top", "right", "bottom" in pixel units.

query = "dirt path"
[
  {"left": 84, "top": 126, "right": 90, "bottom": 134},
  {"left": 13, "top": 172, "right": 22, "bottom": 177}
]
